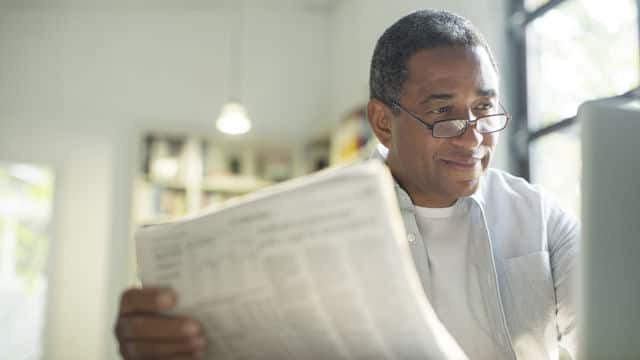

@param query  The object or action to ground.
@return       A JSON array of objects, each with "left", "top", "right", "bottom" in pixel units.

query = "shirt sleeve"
[{"left": 544, "top": 192, "right": 580, "bottom": 358}]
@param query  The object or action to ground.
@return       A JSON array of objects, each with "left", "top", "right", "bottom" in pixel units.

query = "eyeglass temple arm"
[{"left": 391, "top": 102, "right": 435, "bottom": 129}]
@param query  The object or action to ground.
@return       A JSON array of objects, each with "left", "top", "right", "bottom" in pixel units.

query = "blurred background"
[{"left": 0, "top": 0, "right": 638, "bottom": 359}]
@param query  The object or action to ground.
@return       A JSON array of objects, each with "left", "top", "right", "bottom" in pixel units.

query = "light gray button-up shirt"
[{"left": 374, "top": 149, "right": 579, "bottom": 359}]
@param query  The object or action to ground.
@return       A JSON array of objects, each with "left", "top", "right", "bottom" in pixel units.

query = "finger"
[
  {"left": 120, "top": 336, "right": 206, "bottom": 359},
  {"left": 116, "top": 315, "right": 203, "bottom": 340},
  {"left": 119, "top": 287, "right": 177, "bottom": 315}
]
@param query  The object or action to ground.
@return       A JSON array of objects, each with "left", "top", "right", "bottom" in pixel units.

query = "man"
[{"left": 115, "top": 10, "right": 578, "bottom": 359}]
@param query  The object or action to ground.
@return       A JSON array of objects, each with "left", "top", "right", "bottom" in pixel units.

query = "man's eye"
[
  {"left": 431, "top": 106, "right": 450, "bottom": 114},
  {"left": 476, "top": 103, "right": 494, "bottom": 111}
]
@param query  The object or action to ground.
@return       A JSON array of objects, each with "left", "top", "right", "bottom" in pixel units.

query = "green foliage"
[
  {"left": 0, "top": 163, "right": 53, "bottom": 295},
  {"left": 15, "top": 224, "right": 48, "bottom": 294},
  {"left": 28, "top": 181, "right": 53, "bottom": 202}
]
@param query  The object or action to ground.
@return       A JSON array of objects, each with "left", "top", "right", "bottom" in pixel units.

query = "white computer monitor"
[{"left": 579, "top": 95, "right": 640, "bottom": 359}]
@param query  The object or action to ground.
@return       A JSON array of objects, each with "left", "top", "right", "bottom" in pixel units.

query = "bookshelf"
[
  {"left": 133, "top": 110, "right": 376, "bottom": 226},
  {"left": 134, "top": 133, "right": 300, "bottom": 225}
]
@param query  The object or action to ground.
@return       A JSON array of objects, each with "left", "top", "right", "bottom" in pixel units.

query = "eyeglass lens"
[{"left": 433, "top": 115, "right": 508, "bottom": 137}]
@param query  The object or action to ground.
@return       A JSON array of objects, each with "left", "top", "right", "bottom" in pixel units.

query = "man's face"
[{"left": 371, "top": 46, "right": 501, "bottom": 207}]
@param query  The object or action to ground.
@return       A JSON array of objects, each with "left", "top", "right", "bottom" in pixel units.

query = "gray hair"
[{"left": 369, "top": 10, "right": 498, "bottom": 109}]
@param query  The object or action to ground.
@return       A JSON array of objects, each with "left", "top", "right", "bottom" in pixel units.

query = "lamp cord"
[{"left": 229, "top": 0, "right": 244, "bottom": 102}]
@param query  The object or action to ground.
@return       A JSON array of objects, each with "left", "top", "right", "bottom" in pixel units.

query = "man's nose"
[{"left": 451, "top": 110, "right": 483, "bottom": 148}]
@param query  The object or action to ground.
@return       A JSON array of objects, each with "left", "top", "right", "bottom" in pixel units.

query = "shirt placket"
[
  {"left": 469, "top": 201, "right": 517, "bottom": 359},
  {"left": 397, "top": 193, "right": 434, "bottom": 299}
]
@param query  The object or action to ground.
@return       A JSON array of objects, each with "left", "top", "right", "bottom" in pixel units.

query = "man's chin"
[{"left": 451, "top": 177, "right": 481, "bottom": 198}]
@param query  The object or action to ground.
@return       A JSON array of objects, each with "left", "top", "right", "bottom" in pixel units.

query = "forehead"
[{"left": 404, "top": 46, "right": 499, "bottom": 97}]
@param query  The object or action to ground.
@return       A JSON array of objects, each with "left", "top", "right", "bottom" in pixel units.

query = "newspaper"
[{"left": 136, "top": 160, "right": 467, "bottom": 360}]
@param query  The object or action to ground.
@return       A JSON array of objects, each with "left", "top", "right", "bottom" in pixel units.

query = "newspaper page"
[{"left": 136, "top": 160, "right": 467, "bottom": 360}]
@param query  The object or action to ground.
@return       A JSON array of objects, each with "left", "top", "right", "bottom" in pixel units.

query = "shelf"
[
  {"left": 143, "top": 178, "right": 188, "bottom": 190},
  {"left": 202, "top": 175, "right": 272, "bottom": 194},
  {"left": 134, "top": 133, "right": 297, "bottom": 225}
]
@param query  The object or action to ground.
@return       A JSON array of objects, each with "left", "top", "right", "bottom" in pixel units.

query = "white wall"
[
  {"left": 0, "top": 2, "right": 331, "bottom": 140},
  {"left": 327, "top": 0, "right": 512, "bottom": 170}
]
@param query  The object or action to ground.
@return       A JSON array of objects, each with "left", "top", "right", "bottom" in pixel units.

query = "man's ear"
[{"left": 367, "top": 99, "right": 393, "bottom": 149}]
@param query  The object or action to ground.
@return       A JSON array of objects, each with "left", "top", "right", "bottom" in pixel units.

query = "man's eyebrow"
[
  {"left": 418, "top": 89, "right": 497, "bottom": 105},
  {"left": 419, "top": 93, "right": 454, "bottom": 105},
  {"left": 477, "top": 88, "right": 497, "bottom": 97}
]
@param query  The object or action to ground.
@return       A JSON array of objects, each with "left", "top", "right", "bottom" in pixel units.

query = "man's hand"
[{"left": 115, "top": 287, "right": 207, "bottom": 359}]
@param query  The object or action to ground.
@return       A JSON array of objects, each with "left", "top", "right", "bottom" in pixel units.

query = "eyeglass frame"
[{"left": 390, "top": 101, "right": 511, "bottom": 138}]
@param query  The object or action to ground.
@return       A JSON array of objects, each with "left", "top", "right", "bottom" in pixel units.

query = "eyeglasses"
[{"left": 391, "top": 102, "right": 511, "bottom": 138}]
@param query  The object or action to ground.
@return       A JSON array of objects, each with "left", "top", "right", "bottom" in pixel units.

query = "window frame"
[{"left": 507, "top": 0, "right": 640, "bottom": 179}]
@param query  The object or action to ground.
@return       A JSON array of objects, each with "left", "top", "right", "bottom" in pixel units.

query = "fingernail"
[
  {"left": 157, "top": 292, "right": 175, "bottom": 308},
  {"left": 183, "top": 321, "right": 200, "bottom": 335}
]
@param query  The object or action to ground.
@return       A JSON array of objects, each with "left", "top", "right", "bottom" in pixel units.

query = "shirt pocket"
[{"left": 502, "top": 251, "right": 559, "bottom": 360}]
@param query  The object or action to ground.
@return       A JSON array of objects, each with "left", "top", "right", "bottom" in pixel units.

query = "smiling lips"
[{"left": 440, "top": 157, "right": 483, "bottom": 170}]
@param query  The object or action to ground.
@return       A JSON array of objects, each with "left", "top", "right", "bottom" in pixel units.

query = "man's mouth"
[{"left": 440, "top": 157, "right": 483, "bottom": 170}]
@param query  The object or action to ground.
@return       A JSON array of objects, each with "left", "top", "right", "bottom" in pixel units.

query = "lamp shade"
[{"left": 216, "top": 102, "right": 251, "bottom": 135}]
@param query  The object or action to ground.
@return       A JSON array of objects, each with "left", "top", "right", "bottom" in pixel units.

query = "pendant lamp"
[{"left": 216, "top": 1, "right": 251, "bottom": 135}]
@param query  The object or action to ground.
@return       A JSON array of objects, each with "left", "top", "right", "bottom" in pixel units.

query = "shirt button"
[{"left": 407, "top": 233, "right": 416, "bottom": 243}]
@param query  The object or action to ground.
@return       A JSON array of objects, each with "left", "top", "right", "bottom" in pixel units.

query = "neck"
[
  {"left": 410, "top": 192, "right": 458, "bottom": 208},
  {"left": 390, "top": 174, "right": 458, "bottom": 208}
]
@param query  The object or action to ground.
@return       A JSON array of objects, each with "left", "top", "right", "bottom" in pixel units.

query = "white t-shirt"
[{"left": 414, "top": 200, "right": 502, "bottom": 359}]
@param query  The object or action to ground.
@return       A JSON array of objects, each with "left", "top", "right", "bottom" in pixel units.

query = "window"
[
  {"left": 0, "top": 163, "right": 55, "bottom": 359},
  {"left": 510, "top": 0, "right": 640, "bottom": 216}
]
